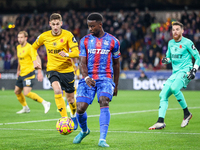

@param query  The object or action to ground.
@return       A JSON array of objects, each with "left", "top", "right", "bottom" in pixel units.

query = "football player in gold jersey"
[
  {"left": 32, "top": 13, "right": 79, "bottom": 130},
  {"left": 15, "top": 31, "right": 51, "bottom": 114}
]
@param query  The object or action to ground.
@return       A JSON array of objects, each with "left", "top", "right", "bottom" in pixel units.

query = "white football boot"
[
  {"left": 148, "top": 122, "right": 166, "bottom": 130},
  {"left": 43, "top": 101, "right": 51, "bottom": 114},
  {"left": 181, "top": 113, "right": 192, "bottom": 127},
  {"left": 16, "top": 106, "right": 30, "bottom": 114}
]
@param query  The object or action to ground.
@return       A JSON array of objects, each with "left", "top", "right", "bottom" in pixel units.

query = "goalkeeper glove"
[
  {"left": 187, "top": 68, "right": 197, "bottom": 80},
  {"left": 162, "top": 57, "right": 168, "bottom": 64}
]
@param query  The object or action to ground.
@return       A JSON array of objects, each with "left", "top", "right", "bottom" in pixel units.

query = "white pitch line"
[
  {"left": 0, "top": 128, "right": 199, "bottom": 135},
  {"left": 0, "top": 107, "right": 200, "bottom": 126}
]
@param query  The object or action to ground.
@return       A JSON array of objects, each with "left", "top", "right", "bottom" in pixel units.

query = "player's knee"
[
  {"left": 159, "top": 92, "right": 167, "bottom": 101},
  {"left": 99, "top": 97, "right": 109, "bottom": 107},
  {"left": 24, "top": 91, "right": 30, "bottom": 96},
  {"left": 76, "top": 102, "right": 88, "bottom": 114},
  {"left": 54, "top": 89, "right": 62, "bottom": 95},
  {"left": 76, "top": 107, "right": 86, "bottom": 114},
  {"left": 14, "top": 89, "right": 21, "bottom": 95},
  {"left": 170, "top": 86, "right": 178, "bottom": 95}
]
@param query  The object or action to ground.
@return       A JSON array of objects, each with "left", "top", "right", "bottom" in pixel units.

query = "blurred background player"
[
  {"left": 73, "top": 12, "right": 120, "bottom": 147},
  {"left": 149, "top": 21, "right": 200, "bottom": 130},
  {"left": 32, "top": 13, "right": 79, "bottom": 130},
  {"left": 15, "top": 31, "right": 51, "bottom": 114}
]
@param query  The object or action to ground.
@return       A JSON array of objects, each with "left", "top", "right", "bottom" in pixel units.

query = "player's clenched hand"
[
  {"left": 187, "top": 68, "right": 197, "bottom": 80},
  {"left": 33, "top": 60, "right": 41, "bottom": 69},
  {"left": 85, "top": 76, "right": 96, "bottom": 88},
  {"left": 58, "top": 51, "right": 69, "bottom": 57},
  {"left": 162, "top": 57, "right": 168, "bottom": 64},
  {"left": 17, "top": 71, "right": 20, "bottom": 77},
  {"left": 37, "top": 70, "right": 43, "bottom": 82},
  {"left": 113, "top": 86, "right": 118, "bottom": 96}
]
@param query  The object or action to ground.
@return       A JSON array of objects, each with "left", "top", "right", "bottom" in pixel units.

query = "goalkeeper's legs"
[
  {"left": 170, "top": 78, "right": 192, "bottom": 127},
  {"left": 149, "top": 84, "right": 172, "bottom": 130}
]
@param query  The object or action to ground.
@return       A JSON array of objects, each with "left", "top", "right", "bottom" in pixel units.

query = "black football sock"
[
  {"left": 183, "top": 107, "right": 190, "bottom": 119},
  {"left": 157, "top": 117, "right": 164, "bottom": 123}
]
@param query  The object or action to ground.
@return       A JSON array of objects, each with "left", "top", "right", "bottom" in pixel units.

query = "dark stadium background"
[{"left": 1, "top": 0, "right": 200, "bottom": 90}]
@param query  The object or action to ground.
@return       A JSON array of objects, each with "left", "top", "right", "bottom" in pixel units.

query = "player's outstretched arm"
[
  {"left": 113, "top": 58, "right": 120, "bottom": 96},
  {"left": 79, "top": 56, "right": 95, "bottom": 88}
]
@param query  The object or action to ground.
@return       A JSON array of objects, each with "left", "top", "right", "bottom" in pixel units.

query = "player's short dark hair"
[
  {"left": 18, "top": 31, "right": 28, "bottom": 37},
  {"left": 87, "top": 12, "right": 103, "bottom": 22},
  {"left": 172, "top": 21, "right": 183, "bottom": 29},
  {"left": 50, "top": 13, "right": 62, "bottom": 21}
]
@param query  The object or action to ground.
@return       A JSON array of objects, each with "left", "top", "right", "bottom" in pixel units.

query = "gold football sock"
[
  {"left": 26, "top": 92, "right": 43, "bottom": 103},
  {"left": 69, "top": 98, "right": 77, "bottom": 115},
  {"left": 55, "top": 94, "right": 68, "bottom": 117},
  {"left": 16, "top": 93, "right": 27, "bottom": 106}
]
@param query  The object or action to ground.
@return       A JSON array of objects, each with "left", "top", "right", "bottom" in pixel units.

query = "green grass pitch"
[{"left": 0, "top": 90, "right": 200, "bottom": 150}]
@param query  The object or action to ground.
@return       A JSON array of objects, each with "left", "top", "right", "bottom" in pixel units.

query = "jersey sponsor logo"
[
  {"left": 88, "top": 49, "right": 110, "bottom": 54},
  {"left": 192, "top": 44, "right": 196, "bottom": 50},
  {"left": 19, "top": 57, "right": 24, "bottom": 60},
  {"left": 171, "top": 54, "right": 183, "bottom": 58},
  {"left": 48, "top": 48, "right": 64, "bottom": 54},
  {"left": 72, "top": 37, "right": 77, "bottom": 43}
]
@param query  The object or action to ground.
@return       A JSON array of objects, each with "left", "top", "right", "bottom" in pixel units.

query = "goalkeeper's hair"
[
  {"left": 18, "top": 31, "right": 28, "bottom": 37},
  {"left": 50, "top": 13, "right": 62, "bottom": 21},
  {"left": 172, "top": 21, "right": 183, "bottom": 29},
  {"left": 87, "top": 12, "right": 103, "bottom": 22}
]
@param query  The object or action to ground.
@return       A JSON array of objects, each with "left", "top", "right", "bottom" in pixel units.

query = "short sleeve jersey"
[
  {"left": 17, "top": 43, "right": 35, "bottom": 76},
  {"left": 79, "top": 32, "right": 120, "bottom": 79},
  {"left": 32, "top": 29, "right": 78, "bottom": 73}
]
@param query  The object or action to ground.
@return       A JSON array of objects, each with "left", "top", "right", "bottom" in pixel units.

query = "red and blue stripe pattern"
[{"left": 79, "top": 32, "right": 120, "bottom": 79}]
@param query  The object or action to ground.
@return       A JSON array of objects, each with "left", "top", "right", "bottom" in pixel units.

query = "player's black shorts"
[
  {"left": 46, "top": 71, "right": 75, "bottom": 93},
  {"left": 15, "top": 71, "right": 35, "bottom": 88}
]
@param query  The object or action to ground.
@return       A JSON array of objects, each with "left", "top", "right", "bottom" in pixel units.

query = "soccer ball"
[{"left": 56, "top": 117, "right": 75, "bottom": 135}]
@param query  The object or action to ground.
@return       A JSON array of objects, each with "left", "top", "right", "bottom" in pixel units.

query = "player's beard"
[{"left": 173, "top": 33, "right": 182, "bottom": 41}]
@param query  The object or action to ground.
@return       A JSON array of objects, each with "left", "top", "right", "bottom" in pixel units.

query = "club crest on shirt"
[
  {"left": 53, "top": 42, "right": 57, "bottom": 46},
  {"left": 60, "top": 39, "right": 64, "bottom": 43},
  {"left": 192, "top": 44, "right": 196, "bottom": 50},
  {"left": 72, "top": 37, "right": 77, "bottom": 43},
  {"left": 104, "top": 40, "right": 109, "bottom": 45}
]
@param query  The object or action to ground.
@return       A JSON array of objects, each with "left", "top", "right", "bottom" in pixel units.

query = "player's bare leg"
[{"left": 52, "top": 81, "right": 67, "bottom": 117}]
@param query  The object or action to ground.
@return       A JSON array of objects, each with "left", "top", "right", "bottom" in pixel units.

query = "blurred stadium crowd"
[{"left": 0, "top": 9, "right": 200, "bottom": 72}]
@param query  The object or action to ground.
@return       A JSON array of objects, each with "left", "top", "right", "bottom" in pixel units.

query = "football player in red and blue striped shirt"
[{"left": 73, "top": 12, "right": 120, "bottom": 147}]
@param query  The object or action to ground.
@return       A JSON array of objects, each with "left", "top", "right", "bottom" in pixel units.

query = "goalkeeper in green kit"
[{"left": 149, "top": 21, "right": 200, "bottom": 130}]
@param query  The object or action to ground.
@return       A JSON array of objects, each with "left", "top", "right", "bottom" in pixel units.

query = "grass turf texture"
[{"left": 0, "top": 90, "right": 199, "bottom": 150}]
